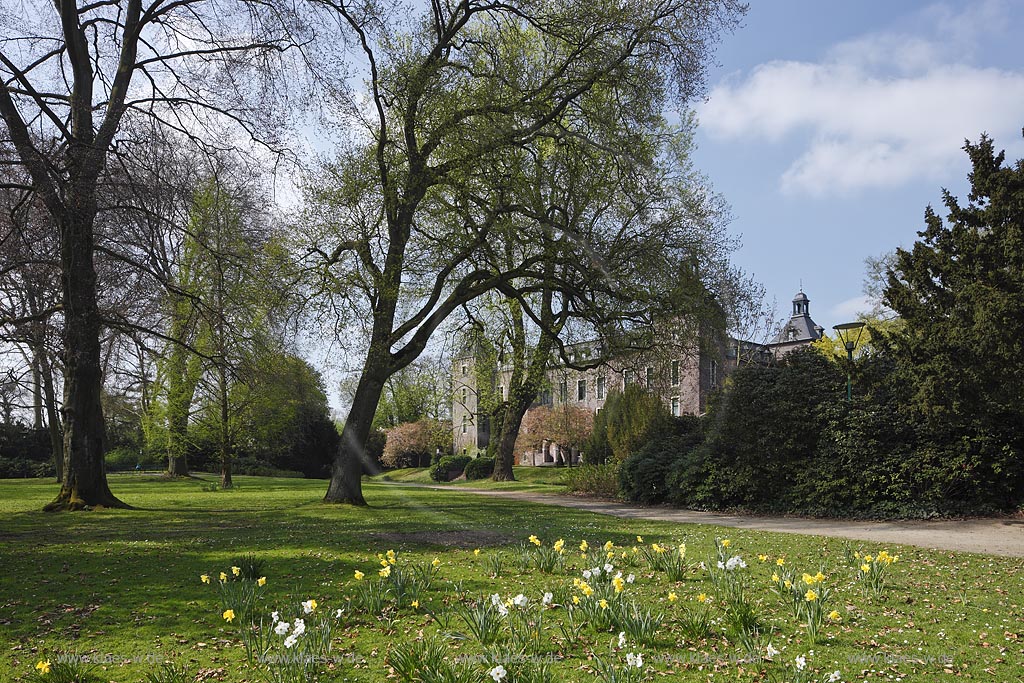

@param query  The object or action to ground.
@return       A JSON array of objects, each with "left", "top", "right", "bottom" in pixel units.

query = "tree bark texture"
[{"left": 44, "top": 206, "right": 126, "bottom": 510}]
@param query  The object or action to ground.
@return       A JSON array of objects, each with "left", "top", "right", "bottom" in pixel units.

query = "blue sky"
[{"left": 690, "top": 0, "right": 1024, "bottom": 333}]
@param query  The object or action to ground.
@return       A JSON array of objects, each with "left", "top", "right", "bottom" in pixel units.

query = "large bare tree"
[{"left": 0, "top": 0, "right": 302, "bottom": 509}]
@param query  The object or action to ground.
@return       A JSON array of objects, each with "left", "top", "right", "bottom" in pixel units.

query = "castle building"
[{"left": 452, "top": 290, "right": 824, "bottom": 461}]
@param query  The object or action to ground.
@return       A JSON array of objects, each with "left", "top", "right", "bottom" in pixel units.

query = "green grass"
[
  {"left": 373, "top": 465, "right": 569, "bottom": 492},
  {"left": 1, "top": 475, "right": 1021, "bottom": 683}
]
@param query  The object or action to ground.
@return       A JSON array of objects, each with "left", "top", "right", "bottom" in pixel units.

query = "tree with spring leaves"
[{"left": 302, "top": 0, "right": 745, "bottom": 504}]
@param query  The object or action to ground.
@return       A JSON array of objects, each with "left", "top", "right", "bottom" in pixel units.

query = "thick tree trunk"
[
  {"left": 493, "top": 388, "right": 534, "bottom": 482},
  {"left": 324, "top": 357, "right": 389, "bottom": 505},
  {"left": 44, "top": 208, "right": 126, "bottom": 511}
]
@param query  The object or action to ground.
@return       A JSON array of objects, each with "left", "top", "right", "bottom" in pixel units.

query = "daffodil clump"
[{"left": 849, "top": 548, "right": 898, "bottom": 596}]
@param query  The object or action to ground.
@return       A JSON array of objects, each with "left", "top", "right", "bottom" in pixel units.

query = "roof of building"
[{"left": 771, "top": 290, "right": 824, "bottom": 345}]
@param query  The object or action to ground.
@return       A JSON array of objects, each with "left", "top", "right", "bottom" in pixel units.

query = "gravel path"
[{"left": 386, "top": 483, "right": 1024, "bottom": 558}]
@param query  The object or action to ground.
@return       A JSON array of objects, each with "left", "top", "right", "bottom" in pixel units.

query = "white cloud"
[
  {"left": 699, "top": 4, "right": 1024, "bottom": 196},
  {"left": 829, "top": 295, "right": 873, "bottom": 321}
]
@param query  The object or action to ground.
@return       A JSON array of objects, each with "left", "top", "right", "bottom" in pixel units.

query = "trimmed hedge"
[
  {"left": 429, "top": 455, "right": 472, "bottom": 482},
  {"left": 463, "top": 456, "right": 495, "bottom": 480}
]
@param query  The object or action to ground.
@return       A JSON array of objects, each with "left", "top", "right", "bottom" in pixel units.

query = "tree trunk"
[
  {"left": 324, "top": 357, "right": 389, "bottom": 505},
  {"left": 36, "top": 341, "right": 64, "bottom": 482},
  {"left": 44, "top": 208, "right": 126, "bottom": 511},
  {"left": 218, "top": 365, "right": 232, "bottom": 488},
  {"left": 493, "top": 387, "right": 535, "bottom": 481}
]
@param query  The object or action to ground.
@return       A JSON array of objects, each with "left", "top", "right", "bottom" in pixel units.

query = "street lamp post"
[{"left": 832, "top": 321, "right": 866, "bottom": 401}]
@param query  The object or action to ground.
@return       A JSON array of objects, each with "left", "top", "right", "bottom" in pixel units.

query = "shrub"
[
  {"left": 619, "top": 416, "right": 703, "bottom": 504},
  {"left": 463, "top": 456, "right": 495, "bottom": 480},
  {"left": 429, "top": 455, "right": 472, "bottom": 482},
  {"left": 0, "top": 456, "right": 54, "bottom": 478},
  {"left": 562, "top": 463, "right": 620, "bottom": 498}
]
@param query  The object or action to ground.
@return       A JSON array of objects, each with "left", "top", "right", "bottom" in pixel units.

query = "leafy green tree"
[
  {"left": 586, "top": 384, "right": 671, "bottom": 465},
  {"left": 302, "top": 0, "right": 745, "bottom": 505},
  {"left": 883, "top": 132, "right": 1024, "bottom": 508}
]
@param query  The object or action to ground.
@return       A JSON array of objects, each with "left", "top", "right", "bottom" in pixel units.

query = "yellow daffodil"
[
  {"left": 257, "top": 576, "right": 267, "bottom": 587},
  {"left": 863, "top": 554, "right": 873, "bottom": 563},
  {"left": 379, "top": 566, "right": 391, "bottom": 578},
  {"left": 200, "top": 574, "right": 210, "bottom": 584},
  {"left": 721, "top": 539, "right": 731, "bottom": 548},
  {"left": 219, "top": 572, "right": 227, "bottom": 582},
  {"left": 354, "top": 570, "right": 365, "bottom": 580},
  {"left": 432, "top": 557, "right": 441, "bottom": 568},
  {"left": 231, "top": 566, "right": 241, "bottom": 577},
  {"left": 784, "top": 580, "right": 792, "bottom": 589},
  {"left": 474, "top": 548, "right": 481, "bottom": 556},
  {"left": 572, "top": 595, "right": 580, "bottom": 605},
  {"left": 554, "top": 539, "right": 565, "bottom": 552},
  {"left": 668, "top": 591, "right": 678, "bottom": 602},
  {"left": 697, "top": 593, "right": 708, "bottom": 603},
  {"left": 829, "top": 610, "right": 841, "bottom": 621},
  {"left": 803, "top": 573, "right": 816, "bottom": 585},
  {"left": 771, "top": 573, "right": 780, "bottom": 583},
  {"left": 805, "top": 589, "right": 818, "bottom": 602},
  {"left": 603, "top": 540, "right": 614, "bottom": 552},
  {"left": 411, "top": 600, "right": 419, "bottom": 609},
  {"left": 860, "top": 564, "right": 871, "bottom": 573},
  {"left": 612, "top": 576, "right": 625, "bottom": 593},
  {"left": 380, "top": 559, "right": 389, "bottom": 568},
  {"left": 223, "top": 609, "right": 236, "bottom": 622},
  {"left": 599, "top": 599, "right": 608, "bottom": 610},
  {"left": 776, "top": 557, "right": 786, "bottom": 566},
  {"left": 636, "top": 535, "right": 644, "bottom": 543},
  {"left": 529, "top": 535, "right": 541, "bottom": 546},
  {"left": 607, "top": 551, "right": 614, "bottom": 560},
  {"left": 758, "top": 554, "right": 768, "bottom": 562},
  {"left": 815, "top": 571, "right": 825, "bottom": 582},
  {"left": 579, "top": 540, "right": 589, "bottom": 552},
  {"left": 35, "top": 660, "right": 51, "bottom": 674}
]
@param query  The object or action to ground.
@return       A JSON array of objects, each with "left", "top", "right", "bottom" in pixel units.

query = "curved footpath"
[{"left": 386, "top": 483, "right": 1024, "bottom": 558}]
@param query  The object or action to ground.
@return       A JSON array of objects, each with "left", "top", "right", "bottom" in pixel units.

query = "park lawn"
[
  {"left": 0, "top": 475, "right": 1020, "bottom": 683},
  {"left": 373, "top": 466, "right": 569, "bottom": 493}
]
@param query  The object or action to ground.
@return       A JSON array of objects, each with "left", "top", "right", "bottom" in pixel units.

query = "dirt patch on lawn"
[{"left": 370, "top": 529, "right": 510, "bottom": 549}]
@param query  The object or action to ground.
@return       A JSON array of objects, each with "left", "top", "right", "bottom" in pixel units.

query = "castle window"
[
  {"left": 645, "top": 366, "right": 653, "bottom": 389},
  {"left": 461, "top": 387, "right": 467, "bottom": 404},
  {"left": 671, "top": 396, "right": 680, "bottom": 417},
  {"left": 461, "top": 363, "right": 468, "bottom": 376},
  {"left": 623, "top": 369, "right": 633, "bottom": 387},
  {"left": 671, "top": 359, "right": 680, "bottom": 386},
  {"left": 497, "top": 385, "right": 504, "bottom": 400},
  {"left": 596, "top": 376, "right": 605, "bottom": 400},
  {"left": 559, "top": 380, "right": 567, "bottom": 403},
  {"left": 710, "top": 360, "right": 719, "bottom": 388},
  {"left": 577, "top": 379, "right": 586, "bottom": 401},
  {"left": 461, "top": 415, "right": 468, "bottom": 434}
]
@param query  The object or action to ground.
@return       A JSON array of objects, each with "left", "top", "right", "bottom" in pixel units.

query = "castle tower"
[{"left": 769, "top": 290, "right": 824, "bottom": 357}]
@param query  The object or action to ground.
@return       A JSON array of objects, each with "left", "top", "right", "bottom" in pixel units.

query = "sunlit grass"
[{"left": 1, "top": 475, "right": 1021, "bottom": 682}]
